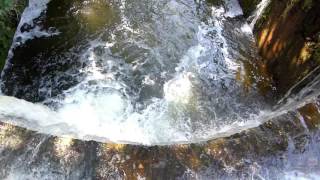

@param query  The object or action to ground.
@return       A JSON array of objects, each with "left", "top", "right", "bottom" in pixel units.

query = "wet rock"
[
  {"left": 238, "top": 0, "right": 262, "bottom": 17},
  {"left": 241, "top": 0, "right": 320, "bottom": 96}
]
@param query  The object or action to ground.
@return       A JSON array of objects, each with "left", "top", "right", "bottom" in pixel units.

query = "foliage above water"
[
  {"left": 0, "top": 0, "right": 27, "bottom": 71},
  {"left": 0, "top": 0, "right": 13, "bottom": 9},
  {"left": 238, "top": 0, "right": 262, "bottom": 17}
]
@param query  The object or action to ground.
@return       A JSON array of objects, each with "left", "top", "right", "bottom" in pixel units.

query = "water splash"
[
  {"left": 249, "top": 0, "right": 271, "bottom": 28},
  {"left": 0, "top": 0, "right": 283, "bottom": 145}
]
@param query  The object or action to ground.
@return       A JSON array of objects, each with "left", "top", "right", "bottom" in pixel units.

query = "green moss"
[
  {"left": 311, "top": 38, "right": 320, "bottom": 64},
  {"left": 0, "top": 20, "right": 14, "bottom": 70},
  {"left": 0, "top": 0, "right": 13, "bottom": 9},
  {"left": 313, "top": 50, "right": 320, "bottom": 64},
  {"left": 0, "top": 0, "right": 27, "bottom": 71},
  {"left": 253, "top": 2, "right": 272, "bottom": 31},
  {"left": 238, "top": 0, "right": 262, "bottom": 17},
  {"left": 302, "top": 0, "right": 313, "bottom": 11}
]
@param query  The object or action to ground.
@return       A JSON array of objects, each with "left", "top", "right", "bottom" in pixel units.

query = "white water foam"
[
  {"left": 14, "top": 0, "right": 60, "bottom": 45},
  {"left": 0, "top": 0, "right": 280, "bottom": 145},
  {"left": 284, "top": 172, "right": 320, "bottom": 180},
  {"left": 3, "top": 0, "right": 60, "bottom": 72},
  {"left": 225, "top": 0, "right": 243, "bottom": 18},
  {"left": 249, "top": 0, "right": 271, "bottom": 28},
  {"left": 211, "top": 6, "right": 240, "bottom": 71},
  {"left": 0, "top": 17, "right": 259, "bottom": 145},
  {"left": 0, "top": 94, "right": 265, "bottom": 145},
  {"left": 1, "top": 73, "right": 317, "bottom": 145}
]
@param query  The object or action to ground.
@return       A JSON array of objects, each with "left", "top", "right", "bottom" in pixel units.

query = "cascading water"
[
  {"left": 248, "top": 0, "right": 270, "bottom": 28},
  {"left": 0, "top": 0, "right": 320, "bottom": 179},
  {"left": 0, "top": 0, "right": 273, "bottom": 145},
  {"left": 0, "top": 0, "right": 319, "bottom": 146}
]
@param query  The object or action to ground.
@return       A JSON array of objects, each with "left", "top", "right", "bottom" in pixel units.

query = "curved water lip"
[
  {"left": 0, "top": 95, "right": 279, "bottom": 146},
  {"left": 0, "top": 0, "right": 293, "bottom": 145},
  {"left": 0, "top": 93, "right": 315, "bottom": 146}
]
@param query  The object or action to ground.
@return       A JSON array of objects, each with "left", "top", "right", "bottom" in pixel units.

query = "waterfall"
[
  {"left": 0, "top": 0, "right": 271, "bottom": 145},
  {"left": 0, "top": 0, "right": 320, "bottom": 179},
  {"left": 0, "top": 0, "right": 318, "bottom": 146},
  {"left": 248, "top": 0, "right": 271, "bottom": 28}
]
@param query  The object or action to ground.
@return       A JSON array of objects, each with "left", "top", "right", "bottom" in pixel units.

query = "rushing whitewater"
[
  {"left": 0, "top": 0, "right": 280, "bottom": 145},
  {"left": 0, "top": 0, "right": 273, "bottom": 145},
  {"left": 1, "top": 0, "right": 320, "bottom": 179},
  {"left": 248, "top": 0, "right": 271, "bottom": 28}
]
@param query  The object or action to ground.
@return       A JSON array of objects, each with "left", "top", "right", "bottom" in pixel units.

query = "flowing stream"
[
  {"left": 0, "top": 0, "right": 320, "bottom": 178},
  {"left": 0, "top": 0, "right": 272, "bottom": 145},
  {"left": 0, "top": 0, "right": 319, "bottom": 145}
]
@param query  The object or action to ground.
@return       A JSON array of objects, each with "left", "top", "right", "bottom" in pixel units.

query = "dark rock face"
[
  {"left": 238, "top": 0, "right": 262, "bottom": 17},
  {"left": 243, "top": 0, "right": 320, "bottom": 96}
]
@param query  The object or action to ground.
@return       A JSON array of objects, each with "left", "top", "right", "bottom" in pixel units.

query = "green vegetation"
[
  {"left": 238, "top": 0, "right": 261, "bottom": 17},
  {"left": 302, "top": 0, "right": 313, "bottom": 11},
  {"left": 0, "top": 0, "right": 27, "bottom": 71},
  {"left": 311, "top": 33, "right": 320, "bottom": 64},
  {"left": 253, "top": 2, "right": 272, "bottom": 31}
]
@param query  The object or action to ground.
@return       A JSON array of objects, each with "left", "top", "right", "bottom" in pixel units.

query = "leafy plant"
[
  {"left": 0, "top": 0, "right": 13, "bottom": 10},
  {"left": 0, "top": 0, "right": 27, "bottom": 71}
]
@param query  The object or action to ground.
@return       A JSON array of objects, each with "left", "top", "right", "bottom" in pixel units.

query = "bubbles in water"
[
  {"left": 164, "top": 73, "right": 194, "bottom": 104},
  {"left": 0, "top": 0, "right": 272, "bottom": 145}
]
